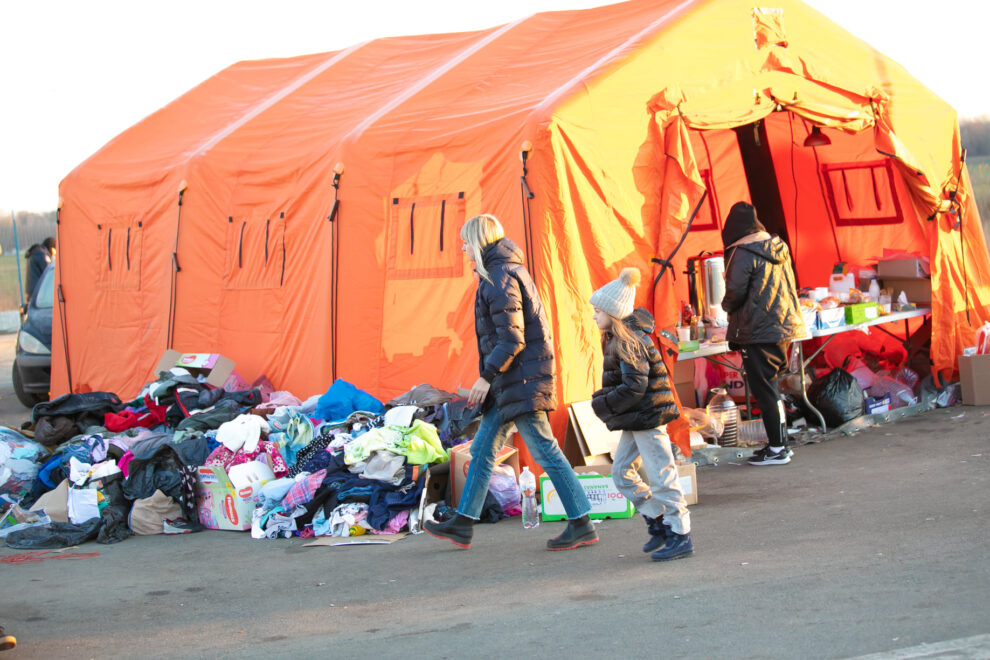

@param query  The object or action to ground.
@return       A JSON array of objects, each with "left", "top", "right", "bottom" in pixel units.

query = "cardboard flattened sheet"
[
  {"left": 304, "top": 533, "right": 407, "bottom": 547},
  {"left": 563, "top": 400, "right": 623, "bottom": 466}
]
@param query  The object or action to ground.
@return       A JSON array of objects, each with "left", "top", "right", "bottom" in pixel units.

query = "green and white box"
[{"left": 539, "top": 474, "right": 635, "bottom": 521}]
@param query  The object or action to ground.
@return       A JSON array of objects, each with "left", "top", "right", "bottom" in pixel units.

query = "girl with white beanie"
[{"left": 590, "top": 267, "right": 693, "bottom": 562}]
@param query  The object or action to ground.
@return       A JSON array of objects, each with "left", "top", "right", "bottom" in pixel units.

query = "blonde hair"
[
  {"left": 461, "top": 214, "right": 505, "bottom": 283},
  {"left": 605, "top": 314, "right": 646, "bottom": 365}
]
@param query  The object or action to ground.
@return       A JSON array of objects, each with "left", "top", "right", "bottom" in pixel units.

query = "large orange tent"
[{"left": 54, "top": 0, "right": 990, "bottom": 436}]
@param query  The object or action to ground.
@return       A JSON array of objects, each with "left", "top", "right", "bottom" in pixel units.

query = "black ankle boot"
[
  {"left": 424, "top": 514, "right": 474, "bottom": 549},
  {"left": 546, "top": 515, "right": 598, "bottom": 551},
  {"left": 642, "top": 515, "right": 668, "bottom": 553}
]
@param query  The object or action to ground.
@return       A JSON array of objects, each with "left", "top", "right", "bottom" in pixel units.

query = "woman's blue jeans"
[{"left": 456, "top": 405, "right": 591, "bottom": 521}]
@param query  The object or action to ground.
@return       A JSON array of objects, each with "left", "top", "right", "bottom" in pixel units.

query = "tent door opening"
[{"left": 732, "top": 119, "right": 793, "bottom": 267}]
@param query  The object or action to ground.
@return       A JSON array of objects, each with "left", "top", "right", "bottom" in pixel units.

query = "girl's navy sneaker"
[{"left": 650, "top": 531, "right": 693, "bottom": 562}]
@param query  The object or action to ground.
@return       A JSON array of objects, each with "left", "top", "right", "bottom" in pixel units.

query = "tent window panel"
[
  {"left": 223, "top": 214, "right": 286, "bottom": 290},
  {"left": 687, "top": 169, "right": 722, "bottom": 232},
  {"left": 96, "top": 219, "right": 142, "bottom": 291},
  {"left": 387, "top": 194, "right": 465, "bottom": 280},
  {"left": 822, "top": 159, "right": 904, "bottom": 226}
]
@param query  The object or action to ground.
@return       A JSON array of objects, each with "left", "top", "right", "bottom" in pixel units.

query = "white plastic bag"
[
  {"left": 488, "top": 464, "right": 520, "bottom": 515},
  {"left": 975, "top": 321, "right": 990, "bottom": 355},
  {"left": 685, "top": 408, "right": 724, "bottom": 440}
]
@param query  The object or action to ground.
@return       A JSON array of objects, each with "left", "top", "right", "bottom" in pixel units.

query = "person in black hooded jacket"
[
  {"left": 720, "top": 202, "right": 805, "bottom": 466},
  {"left": 424, "top": 214, "right": 596, "bottom": 551},
  {"left": 590, "top": 267, "right": 693, "bottom": 562}
]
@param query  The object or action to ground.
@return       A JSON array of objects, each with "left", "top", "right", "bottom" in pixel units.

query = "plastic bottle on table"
[{"left": 519, "top": 466, "right": 540, "bottom": 529}]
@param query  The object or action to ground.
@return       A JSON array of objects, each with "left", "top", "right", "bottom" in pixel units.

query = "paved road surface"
[{"left": 0, "top": 333, "right": 987, "bottom": 659}]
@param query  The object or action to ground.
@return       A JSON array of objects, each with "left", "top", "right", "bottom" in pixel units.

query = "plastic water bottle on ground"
[{"left": 519, "top": 466, "right": 540, "bottom": 529}]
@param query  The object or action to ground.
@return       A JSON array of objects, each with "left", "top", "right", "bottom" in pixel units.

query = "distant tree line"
[
  {"left": 961, "top": 117, "right": 990, "bottom": 157},
  {"left": 0, "top": 211, "right": 57, "bottom": 258}
]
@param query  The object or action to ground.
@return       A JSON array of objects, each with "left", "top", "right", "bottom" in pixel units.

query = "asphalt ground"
[{"left": 0, "top": 332, "right": 988, "bottom": 659}]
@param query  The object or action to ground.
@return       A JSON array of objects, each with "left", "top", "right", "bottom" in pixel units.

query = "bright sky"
[{"left": 1, "top": 0, "right": 988, "bottom": 212}]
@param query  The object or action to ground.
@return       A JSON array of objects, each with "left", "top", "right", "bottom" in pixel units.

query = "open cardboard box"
[
  {"left": 449, "top": 441, "right": 520, "bottom": 508},
  {"left": 196, "top": 460, "right": 268, "bottom": 531},
  {"left": 561, "top": 400, "right": 622, "bottom": 467},
  {"left": 153, "top": 350, "right": 235, "bottom": 388}
]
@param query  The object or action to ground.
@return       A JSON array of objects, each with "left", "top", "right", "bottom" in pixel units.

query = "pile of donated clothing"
[{"left": 0, "top": 372, "right": 508, "bottom": 549}]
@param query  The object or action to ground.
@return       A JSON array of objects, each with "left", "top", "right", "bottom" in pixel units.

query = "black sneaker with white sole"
[{"left": 748, "top": 445, "right": 793, "bottom": 465}]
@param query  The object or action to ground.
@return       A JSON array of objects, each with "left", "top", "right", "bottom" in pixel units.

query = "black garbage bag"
[
  {"left": 5, "top": 517, "right": 101, "bottom": 549},
  {"left": 807, "top": 365, "right": 864, "bottom": 428},
  {"left": 97, "top": 473, "right": 133, "bottom": 544}
]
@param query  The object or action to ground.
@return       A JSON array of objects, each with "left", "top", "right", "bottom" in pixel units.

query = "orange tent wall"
[{"left": 53, "top": 0, "right": 990, "bottom": 425}]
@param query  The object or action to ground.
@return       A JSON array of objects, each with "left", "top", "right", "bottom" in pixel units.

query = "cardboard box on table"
[
  {"left": 153, "top": 350, "right": 235, "bottom": 388},
  {"left": 449, "top": 442, "right": 520, "bottom": 509},
  {"left": 844, "top": 302, "right": 880, "bottom": 325},
  {"left": 958, "top": 353, "right": 990, "bottom": 405},
  {"left": 816, "top": 307, "right": 845, "bottom": 330},
  {"left": 877, "top": 257, "right": 926, "bottom": 279},
  {"left": 881, "top": 277, "right": 932, "bottom": 304}
]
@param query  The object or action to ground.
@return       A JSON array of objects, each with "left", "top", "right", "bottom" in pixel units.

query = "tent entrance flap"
[{"left": 733, "top": 119, "right": 791, "bottom": 256}]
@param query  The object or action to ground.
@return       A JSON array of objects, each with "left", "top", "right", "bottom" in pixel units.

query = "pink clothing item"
[
  {"left": 253, "top": 391, "right": 303, "bottom": 414},
  {"left": 204, "top": 440, "right": 289, "bottom": 477},
  {"left": 371, "top": 510, "right": 409, "bottom": 535},
  {"left": 118, "top": 451, "right": 135, "bottom": 477}
]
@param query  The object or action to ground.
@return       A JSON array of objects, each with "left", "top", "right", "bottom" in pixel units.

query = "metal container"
[
  {"left": 685, "top": 251, "right": 715, "bottom": 317},
  {"left": 685, "top": 251, "right": 726, "bottom": 323}
]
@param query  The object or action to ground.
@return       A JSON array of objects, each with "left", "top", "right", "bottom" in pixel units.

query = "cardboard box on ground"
[
  {"left": 958, "top": 353, "right": 990, "bottom": 406},
  {"left": 561, "top": 400, "right": 699, "bottom": 511},
  {"left": 196, "top": 455, "right": 272, "bottom": 531}
]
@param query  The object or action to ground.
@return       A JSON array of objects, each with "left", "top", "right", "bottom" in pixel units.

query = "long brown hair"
[{"left": 605, "top": 314, "right": 645, "bottom": 365}]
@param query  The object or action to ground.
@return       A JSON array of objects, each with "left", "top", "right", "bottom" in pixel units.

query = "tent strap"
[
  {"left": 520, "top": 154, "right": 536, "bottom": 283},
  {"left": 55, "top": 206, "right": 73, "bottom": 393},
  {"left": 328, "top": 170, "right": 342, "bottom": 382},
  {"left": 652, "top": 189, "right": 708, "bottom": 292},
  {"left": 166, "top": 189, "right": 184, "bottom": 349}
]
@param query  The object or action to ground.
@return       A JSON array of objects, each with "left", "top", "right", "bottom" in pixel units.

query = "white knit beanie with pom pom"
[{"left": 590, "top": 267, "right": 641, "bottom": 319}]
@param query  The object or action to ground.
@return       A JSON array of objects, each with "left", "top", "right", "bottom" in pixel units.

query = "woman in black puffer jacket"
[
  {"left": 424, "top": 214, "right": 595, "bottom": 552},
  {"left": 590, "top": 267, "right": 693, "bottom": 562}
]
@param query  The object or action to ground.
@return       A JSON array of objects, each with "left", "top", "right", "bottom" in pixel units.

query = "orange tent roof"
[{"left": 54, "top": 0, "right": 989, "bottom": 415}]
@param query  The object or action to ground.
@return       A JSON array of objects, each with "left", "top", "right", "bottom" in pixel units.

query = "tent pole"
[
  {"left": 55, "top": 203, "right": 73, "bottom": 393},
  {"left": 10, "top": 210, "right": 25, "bottom": 311},
  {"left": 328, "top": 164, "right": 344, "bottom": 383}
]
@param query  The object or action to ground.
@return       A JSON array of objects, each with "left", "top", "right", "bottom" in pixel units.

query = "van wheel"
[{"left": 12, "top": 364, "right": 47, "bottom": 409}]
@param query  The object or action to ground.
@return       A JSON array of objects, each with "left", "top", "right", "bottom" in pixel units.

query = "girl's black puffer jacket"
[{"left": 591, "top": 309, "right": 678, "bottom": 431}]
